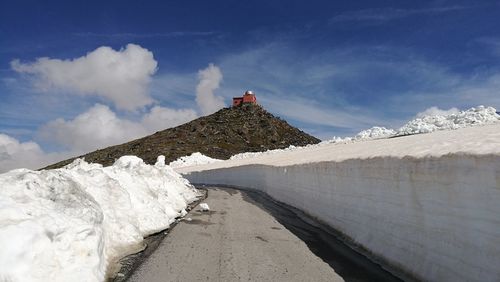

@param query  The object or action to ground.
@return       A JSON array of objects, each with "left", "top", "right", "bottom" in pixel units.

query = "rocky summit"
[{"left": 44, "top": 104, "right": 321, "bottom": 169}]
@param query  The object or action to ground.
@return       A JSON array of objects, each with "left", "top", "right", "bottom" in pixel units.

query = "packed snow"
[
  {"left": 0, "top": 155, "right": 200, "bottom": 282},
  {"left": 168, "top": 152, "right": 222, "bottom": 168}
]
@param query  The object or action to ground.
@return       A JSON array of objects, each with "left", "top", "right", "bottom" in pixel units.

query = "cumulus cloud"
[
  {"left": 11, "top": 44, "right": 157, "bottom": 111},
  {"left": 142, "top": 106, "right": 198, "bottom": 132},
  {"left": 38, "top": 104, "right": 147, "bottom": 152},
  {"left": 38, "top": 104, "right": 197, "bottom": 153},
  {"left": 196, "top": 64, "right": 225, "bottom": 115},
  {"left": 416, "top": 106, "right": 460, "bottom": 118},
  {"left": 0, "top": 134, "right": 70, "bottom": 172}
]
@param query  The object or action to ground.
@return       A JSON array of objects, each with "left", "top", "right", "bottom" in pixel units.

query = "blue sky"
[{"left": 1, "top": 0, "right": 500, "bottom": 170}]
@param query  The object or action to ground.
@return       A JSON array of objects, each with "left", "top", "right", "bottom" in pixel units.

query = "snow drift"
[
  {"left": 397, "top": 105, "right": 499, "bottom": 135},
  {"left": 168, "top": 152, "right": 221, "bottom": 168},
  {"left": 0, "top": 155, "right": 199, "bottom": 282},
  {"left": 180, "top": 123, "right": 500, "bottom": 282},
  {"left": 325, "top": 105, "right": 499, "bottom": 143}
]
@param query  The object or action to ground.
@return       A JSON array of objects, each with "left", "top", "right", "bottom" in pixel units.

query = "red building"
[{"left": 233, "top": 90, "right": 257, "bottom": 107}]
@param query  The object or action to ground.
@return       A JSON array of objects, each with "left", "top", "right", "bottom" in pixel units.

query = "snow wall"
[{"left": 184, "top": 154, "right": 500, "bottom": 282}]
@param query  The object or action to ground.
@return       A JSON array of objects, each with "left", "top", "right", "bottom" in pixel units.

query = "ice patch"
[{"left": 199, "top": 203, "right": 210, "bottom": 212}]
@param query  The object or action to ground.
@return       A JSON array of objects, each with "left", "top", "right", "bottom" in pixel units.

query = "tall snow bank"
[
  {"left": 168, "top": 152, "right": 222, "bottom": 168},
  {"left": 184, "top": 155, "right": 500, "bottom": 282},
  {"left": 0, "top": 155, "right": 199, "bottom": 282}
]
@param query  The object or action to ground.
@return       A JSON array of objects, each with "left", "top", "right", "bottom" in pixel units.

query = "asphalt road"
[{"left": 128, "top": 187, "right": 343, "bottom": 282}]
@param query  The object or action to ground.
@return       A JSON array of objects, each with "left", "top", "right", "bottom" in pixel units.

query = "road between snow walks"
[{"left": 127, "top": 187, "right": 403, "bottom": 282}]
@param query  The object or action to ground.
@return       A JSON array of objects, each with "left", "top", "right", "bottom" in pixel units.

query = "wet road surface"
[
  {"left": 127, "top": 186, "right": 405, "bottom": 282},
  {"left": 127, "top": 187, "right": 342, "bottom": 282}
]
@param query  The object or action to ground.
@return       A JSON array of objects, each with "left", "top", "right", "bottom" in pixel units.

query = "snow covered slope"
[
  {"left": 0, "top": 155, "right": 199, "bottom": 282},
  {"left": 179, "top": 123, "right": 500, "bottom": 282}
]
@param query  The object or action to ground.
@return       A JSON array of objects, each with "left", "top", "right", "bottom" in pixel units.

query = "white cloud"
[
  {"left": 38, "top": 104, "right": 197, "bottom": 153},
  {"left": 0, "top": 134, "right": 69, "bottom": 172},
  {"left": 38, "top": 104, "right": 147, "bottom": 152},
  {"left": 141, "top": 106, "right": 198, "bottom": 132},
  {"left": 416, "top": 106, "right": 460, "bottom": 118},
  {"left": 11, "top": 44, "right": 157, "bottom": 111},
  {"left": 196, "top": 63, "right": 225, "bottom": 115}
]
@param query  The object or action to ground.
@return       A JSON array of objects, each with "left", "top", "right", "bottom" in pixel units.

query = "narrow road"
[{"left": 128, "top": 187, "right": 343, "bottom": 282}]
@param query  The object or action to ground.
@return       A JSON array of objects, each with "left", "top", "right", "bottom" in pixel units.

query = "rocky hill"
[{"left": 44, "top": 104, "right": 320, "bottom": 169}]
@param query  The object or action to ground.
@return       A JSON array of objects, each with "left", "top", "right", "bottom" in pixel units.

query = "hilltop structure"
[
  {"left": 233, "top": 90, "right": 257, "bottom": 107},
  {"left": 44, "top": 104, "right": 320, "bottom": 169}
]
